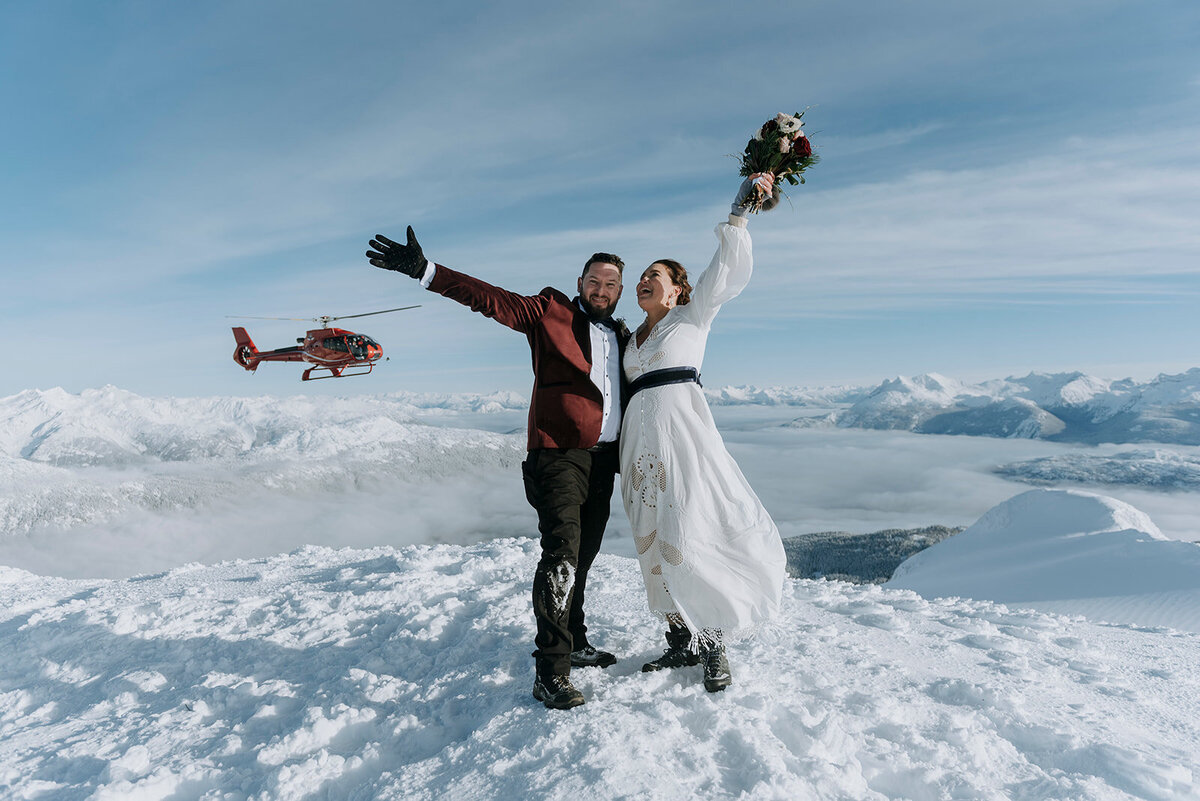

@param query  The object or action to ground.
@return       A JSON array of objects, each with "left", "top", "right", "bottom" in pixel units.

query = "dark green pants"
[{"left": 522, "top": 445, "right": 618, "bottom": 677}]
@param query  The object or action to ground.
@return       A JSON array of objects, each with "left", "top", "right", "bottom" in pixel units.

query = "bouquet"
[{"left": 737, "top": 111, "right": 818, "bottom": 212}]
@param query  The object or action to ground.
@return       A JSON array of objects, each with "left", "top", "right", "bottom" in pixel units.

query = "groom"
[{"left": 367, "top": 228, "right": 629, "bottom": 710}]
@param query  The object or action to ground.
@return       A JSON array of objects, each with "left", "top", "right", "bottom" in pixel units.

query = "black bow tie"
[{"left": 596, "top": 316, "right": 629, "bottom": 338}]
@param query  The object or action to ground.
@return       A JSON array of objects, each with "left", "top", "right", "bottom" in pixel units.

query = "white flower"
[{"left": 775, "top": 113, "right": 803, "bottom": 135}]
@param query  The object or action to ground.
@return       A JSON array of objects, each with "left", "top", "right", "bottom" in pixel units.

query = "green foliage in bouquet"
[{"left": 737, "top": 111, "right": 818, "bottom": 211}]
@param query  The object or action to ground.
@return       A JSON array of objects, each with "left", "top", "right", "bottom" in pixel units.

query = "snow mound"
[
  {"left": 1, "top": 540, "right": 1197, "bottom": 799},
  {"left": 888, "top": 489, "right": 1200, "bottom": 631}
]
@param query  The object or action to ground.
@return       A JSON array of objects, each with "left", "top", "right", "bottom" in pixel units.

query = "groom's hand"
[{"left": 367, "top": 226, "right": 428, "bottom": 279}]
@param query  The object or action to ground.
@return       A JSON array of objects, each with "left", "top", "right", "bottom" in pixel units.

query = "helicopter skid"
[{"left": 301, "top": 363, "right": 376, "bottom": 381}]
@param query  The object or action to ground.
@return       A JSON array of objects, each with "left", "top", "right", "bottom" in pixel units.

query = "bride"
[{"left": 621, "top": 174, "right": 787, "bottom": 692}]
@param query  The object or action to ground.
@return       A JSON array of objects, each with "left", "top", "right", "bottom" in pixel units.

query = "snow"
[
  {"left": 888, "top": 489, "right": 1200, "bottom": 632},
  {"left": 2, "top": 385, "right": 1200, "bottom": 798},
  {"left": 2, "top": 539, "right": 1198, "bottom": 799}
]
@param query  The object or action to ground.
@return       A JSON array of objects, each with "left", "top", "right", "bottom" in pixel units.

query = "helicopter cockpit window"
[
  {"left": 346, "top": 335, "right": 370, "bottom": 358},
  {"left": 322, "top": 337, "right": 349, "bottom": 353}
]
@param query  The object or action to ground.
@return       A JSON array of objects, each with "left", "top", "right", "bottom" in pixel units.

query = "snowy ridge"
[
  {"left": 833, "top": 368, "right": 1200, "bottom": 444},
  {"left": 703, "top": 383, "right": 868, "bottom": 407},
  {"left": 0, "top": 386, "right": 527, "bottom": 466},
  {"left": 0, "top": 387, "right": 526, "bottom": 544},
  {"left": 6, "top": 370, "right": 1200, "bottom": 468},
  {"left": 1, "top": 538, "right": 1197, "bottom": 799},
  {"left": 998, "top": 449, "right": 1200, "bottom": 491}
]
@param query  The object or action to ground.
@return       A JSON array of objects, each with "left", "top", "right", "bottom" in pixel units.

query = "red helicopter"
[{"left": 229, "top": 306, "right": 419, "bottom": 381}]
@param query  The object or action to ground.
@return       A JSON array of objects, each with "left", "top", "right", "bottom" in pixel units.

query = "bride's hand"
[
  {"left": 732, "top": 172, "right": 779, "bottom": 216},
  {"left": 749, "top": 172, "right": 775, "bottom": 198}
]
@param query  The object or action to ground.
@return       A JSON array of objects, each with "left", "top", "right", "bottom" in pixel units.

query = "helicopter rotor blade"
[
  {"left": 324, "top": 305, "right": 422, "bottom": 322},
  {"left": 227, "top": 306, "right": 421, "bottom": 325}
]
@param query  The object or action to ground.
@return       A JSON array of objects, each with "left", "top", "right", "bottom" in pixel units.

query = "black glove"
[{"left": 367, "top": 226, "right": 428, "bottom": 280}]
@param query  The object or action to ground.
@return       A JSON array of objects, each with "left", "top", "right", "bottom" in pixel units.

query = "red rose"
[{"left": 793, "top": 135, "right": 812, "bottom": 158}]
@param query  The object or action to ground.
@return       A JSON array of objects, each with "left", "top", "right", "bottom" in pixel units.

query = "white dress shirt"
[{"left": 581, "top": 302, "right": 622, "bottom": 444}]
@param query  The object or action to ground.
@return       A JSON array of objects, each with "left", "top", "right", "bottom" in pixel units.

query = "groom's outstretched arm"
[{"left": 368, "top": 226, "right": 549, "bottom": 334}]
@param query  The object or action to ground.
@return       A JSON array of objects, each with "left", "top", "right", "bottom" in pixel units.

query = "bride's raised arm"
[{"left": 682, "top": 174, "right": 773, "bottom": 329}]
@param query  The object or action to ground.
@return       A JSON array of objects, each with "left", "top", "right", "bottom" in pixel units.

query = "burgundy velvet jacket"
[{"left": 428, "top": 264, "right": 629, "bottom": 451}]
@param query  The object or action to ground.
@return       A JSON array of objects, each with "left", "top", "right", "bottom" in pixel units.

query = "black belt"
[{"left": 627, "top": 367, "right": 702, "bottom": 399}]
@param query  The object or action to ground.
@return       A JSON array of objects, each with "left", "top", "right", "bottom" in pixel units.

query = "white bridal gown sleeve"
[{"left": 619, "top": 216, "right": 786, "bottom": 639}]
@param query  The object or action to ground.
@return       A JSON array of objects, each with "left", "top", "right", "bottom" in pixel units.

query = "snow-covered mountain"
[
  {"left": 831, "top": 368, "right": 1200, "bottom": 444},
  {"left": 0, "top": 387, "right": 530, "bottom": 567},
  {"left": 703, "top": 383, "right": 868, "bottom": 407},
  {"left": 7, "top": 369, "right": 1200, "bottom": 469},
  {"left": 998, "top": 449, "right": 1200, "bottom": 491},
  {"left": 0, "top": 385, "right": 528, "bottom": 466}
]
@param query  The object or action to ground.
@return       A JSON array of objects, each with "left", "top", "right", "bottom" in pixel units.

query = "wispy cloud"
[{"left": 5, "top": 0, "right": 1200, "bottom": 395}]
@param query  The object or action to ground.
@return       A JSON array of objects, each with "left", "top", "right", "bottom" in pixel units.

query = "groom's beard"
[{"left": 581, "top": 295, "right": 618, "bottom": 321}]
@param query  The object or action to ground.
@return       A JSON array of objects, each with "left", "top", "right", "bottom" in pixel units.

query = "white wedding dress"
[{"left": 620, "top": 217, "right": 786, "bottom": 640}]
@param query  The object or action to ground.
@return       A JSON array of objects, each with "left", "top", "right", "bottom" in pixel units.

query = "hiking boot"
[
  {"left": 532, "top": 673, "right": 585, "bottom": 709},
  {"left": 702, "top": 637, "right": 732, "bottom": 693},
  {"left": 570, "top": 645, "right": 617, "bottom": 668},
  {"left": 642, "top": 623, "right": 699, "bottom": 672},
  {"left": 641, "top": 646, "right": 700, "bottom": 672}
]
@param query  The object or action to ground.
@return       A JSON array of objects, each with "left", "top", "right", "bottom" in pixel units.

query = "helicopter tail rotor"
[{"left": 232, "top": 327, "right": 261, "bottom": 371}]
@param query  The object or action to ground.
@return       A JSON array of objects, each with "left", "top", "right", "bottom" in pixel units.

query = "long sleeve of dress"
[{"left": 681, "top": 215, "right": 754, "bottom": 330}]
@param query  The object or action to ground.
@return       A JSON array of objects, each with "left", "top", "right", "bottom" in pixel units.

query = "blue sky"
[{"left": 3, "top": 0, "right": 1199, "bottom": 398}]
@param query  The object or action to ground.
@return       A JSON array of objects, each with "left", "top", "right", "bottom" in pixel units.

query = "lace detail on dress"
[
  {"left": 634, "top": 529, "right": 657, "bottom": 555},
  {"left": 641, "top": 389, "right": 662, "bottom": 417},
  {"left": 648, "top": 350, "right": 666, "bottom": 366},
  {"left": 650, "top": 565, "right": 663, "bottom": 575},
  {"left": 659, "top": 540, "right": 684, "bottom": 566},
  {"left": 632, "top": 453, "right": 667, "bottom": 509}
]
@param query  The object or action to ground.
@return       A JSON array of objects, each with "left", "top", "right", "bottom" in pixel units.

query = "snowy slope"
[
  {"left": 888, "top": 489, "right": 1200, "bottom": 632},
  {"left": 1, "top": 539, "right": 1197, "bottom": 800}
]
